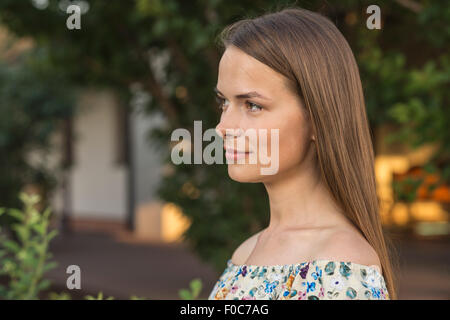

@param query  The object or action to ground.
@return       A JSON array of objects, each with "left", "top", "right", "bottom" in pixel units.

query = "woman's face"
[{"left": 215, "top": 46, "right": 314, "bottom": 183}]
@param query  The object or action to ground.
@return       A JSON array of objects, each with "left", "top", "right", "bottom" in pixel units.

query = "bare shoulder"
[
  {"left": 314, "top": 227, "right": 382, "bottom": 271},
  {"left": 230, "top": 229, "right": 264, "bottom": 265}
]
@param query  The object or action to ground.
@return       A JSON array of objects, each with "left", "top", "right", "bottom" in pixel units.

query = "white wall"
[
  {"left": 131, "top": 106, "right": 165, "bottom": 207},
  {"left": 70, "top": 90, "right": 127, "bottom": 221}
]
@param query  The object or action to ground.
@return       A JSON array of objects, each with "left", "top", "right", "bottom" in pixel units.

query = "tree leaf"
[
  {"left": 3, "top": 240, "right": 21, "bottom": 253},
  {"left": 7, "top": 208, "right": 24, "bottom": 221},
  {"left": 178, "top": 289, "right": 192, "bottom": 300},
  {"left": 42, "top": 261, "right": 58, "bottom": 273},
  {"left": 189, "top": 278, "right": 202, "bottom": 298}
]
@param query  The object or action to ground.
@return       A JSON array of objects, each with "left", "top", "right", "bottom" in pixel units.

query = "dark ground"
[{"left": 35, "top": 230, "right": 450, "bottom": 300}]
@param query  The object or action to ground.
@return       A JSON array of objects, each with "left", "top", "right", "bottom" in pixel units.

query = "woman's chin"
[{"left": 227, "top": 165, "right": 263, "bottom": 183}]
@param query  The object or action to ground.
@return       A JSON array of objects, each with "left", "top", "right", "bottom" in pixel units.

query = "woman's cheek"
[{"left": 278, "top": 128, "right": 305, "bottom": 167}]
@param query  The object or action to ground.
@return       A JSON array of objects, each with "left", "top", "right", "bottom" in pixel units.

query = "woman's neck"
[{"left": 263, "top": 165, "right": 350, "bottom": 232}]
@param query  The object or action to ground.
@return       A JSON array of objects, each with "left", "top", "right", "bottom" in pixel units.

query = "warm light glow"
[
  {"left": 391, "top": 203, "right": 410, "bottom": 225},
  {"left": 161, "top": 202, "right": 191, "bottom": 243},
  {"left": 410, "top": 202, "right": 448, "bottom": 222},
  {"left": 375, "top": 156, "right": 410, "bottom": 225}
]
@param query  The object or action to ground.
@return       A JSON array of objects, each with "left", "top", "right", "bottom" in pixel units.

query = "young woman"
[{"left": 208, "top": 7, "right": 398, "bottom": 300}]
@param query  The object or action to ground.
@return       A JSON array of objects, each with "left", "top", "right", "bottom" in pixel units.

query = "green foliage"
[
  {"left": 48, "top": 291, "right": 149, "bottom": 300},
  {"left": 178, "top": 278, "right": 203, "bottom": 300},
  {"left": 392, "top": 177, "right": 424, "bottom": 203},
  {"left": 129, "top": 295, "right": 148, "bottom": 300},
  {"left": 84, "top": 291, "right": 115, "bottom": 300},
  {"left": 0, "top": 45, "right": 75, "bottom": 220},
  {"left": 47, "top": 291, "right": 72, "bottom": 300},
  {"left": 355, "top": 0, "right": 450, "bottom": 200},
  {"left": 0, "top": 192, "right": 59, "bottom": 299}
]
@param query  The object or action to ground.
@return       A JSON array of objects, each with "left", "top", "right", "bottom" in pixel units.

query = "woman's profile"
[{"left": 208, "top": 7, "right": 398, "bottom": 300}]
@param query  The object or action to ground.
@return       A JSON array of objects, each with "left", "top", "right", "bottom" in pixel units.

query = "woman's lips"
[{"left": 225, "top": 149, "right": 252, "bottom": 161}]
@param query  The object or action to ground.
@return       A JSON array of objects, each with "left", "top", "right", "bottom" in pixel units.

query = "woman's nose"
[
  {"left": 215, "top": 118, "right": 244, "bottom": 140},
  {"left": 215, "top": 107, "right": 243, "bottom": 139}
]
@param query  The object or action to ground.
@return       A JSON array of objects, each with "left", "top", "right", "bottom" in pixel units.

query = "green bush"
[
  {"left": 0, "top": 192, "right": 58, "bottom": 299},
  {"left": 0, "top": 51, "right": 75, "bottom": 220}
]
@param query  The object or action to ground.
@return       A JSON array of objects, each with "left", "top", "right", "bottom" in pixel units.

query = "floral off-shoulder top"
[{"left": 208, "top": 258, "right": 390, "bottom": 300}]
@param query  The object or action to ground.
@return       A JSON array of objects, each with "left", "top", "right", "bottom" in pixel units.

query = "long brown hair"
[{"left": 217, "top": 7, "right": 399, "bottom": 299}]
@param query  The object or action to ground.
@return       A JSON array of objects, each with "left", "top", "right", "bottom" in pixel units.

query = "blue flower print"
[
  {"left": 237, "top": 266, "right": 248, "bottom": 278},
  {"left": 312, "top": 266, "right": 322, "bottom": 280},
  {"left": 264, "top": 280, "right": 279, "bottom": 294},
  {"left": 371, "top": 287, "right": 381, "bottom": 299},
  {"left": 209, "top": 258, "right": 390, "bottom": 300},
  {"left": 306, "top": 281, "right": 316, "bottom": 293},
  {"left": 258, "top": 268, "right": 267, "bottom": 279}
]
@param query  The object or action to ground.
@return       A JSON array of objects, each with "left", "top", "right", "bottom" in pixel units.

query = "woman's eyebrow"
[{"left": 214, "top": 87, "right": 271, "bottom": 100}]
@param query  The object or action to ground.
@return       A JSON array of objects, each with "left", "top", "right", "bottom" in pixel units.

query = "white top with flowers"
[{"left": 208, "top": 258, "right": 390, "bottom": 300}]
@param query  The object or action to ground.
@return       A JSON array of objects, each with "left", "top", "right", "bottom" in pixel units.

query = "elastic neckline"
[{"left": 227, "top": 258, "right": 382, "bottom": 274}]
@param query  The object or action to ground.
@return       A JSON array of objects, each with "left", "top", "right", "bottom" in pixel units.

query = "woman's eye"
[
  {"left": 215, "top": 96, "right": 228, "bottom": 110},
  {"left": 245, "top": 101, "right": 263, "bottom": 112},
  {"left": 215, "top": 96, "right": 262, "bottom": 113}
]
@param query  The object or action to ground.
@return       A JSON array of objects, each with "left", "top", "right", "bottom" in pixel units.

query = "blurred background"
[{"left": 0, "top": 0, "right": 448, "bottom": 300}]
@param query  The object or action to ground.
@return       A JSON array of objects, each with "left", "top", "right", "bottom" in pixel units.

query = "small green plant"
[
  {"left": 129, "top": 295, "right": 148, "bottom": 300},
  {"left": 84, "top": 291, "right": 115, "bottom": 300},
  {"left": 0, "top": 192, "right": 59, "bottom": 299},
  {"left": 83, "top": 292, "right": 148, "bottom": 300},
  {"left": 178, "top": 278, "right": 203, "bottom": 300},
  {"left": 48, "top": 291, "right": 72, "bottom": 300}
]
